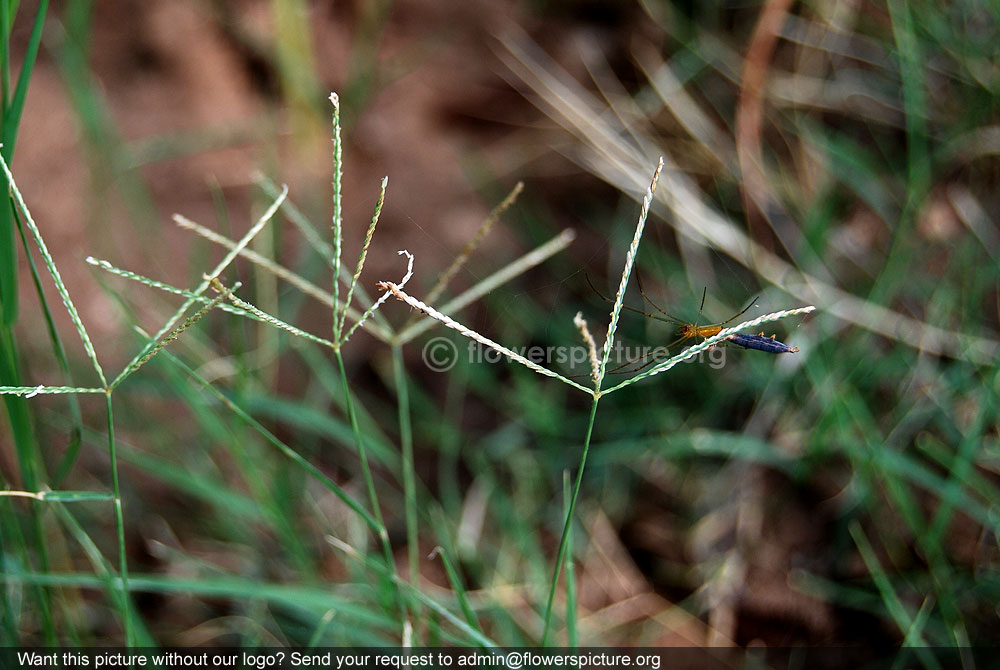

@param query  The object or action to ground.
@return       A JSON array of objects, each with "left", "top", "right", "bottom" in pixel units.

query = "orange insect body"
[{"left": 679, "top": 324, "right": 723, "bottom": 341}]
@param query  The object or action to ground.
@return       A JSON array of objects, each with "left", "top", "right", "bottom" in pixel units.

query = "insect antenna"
[
  {"left": 584, "top": 272, "right": 682, "bottom": 326},
  {"left": 716, "top": 293, "right": 759, "bottom": 326}
]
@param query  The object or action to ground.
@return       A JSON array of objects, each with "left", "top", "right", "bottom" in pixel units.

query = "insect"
[
  {"left": 726, "top": 332, "right": 799, "bottom": 354},
  {"left": 586, "top": 274, "right": 799, "bottom": 356}
]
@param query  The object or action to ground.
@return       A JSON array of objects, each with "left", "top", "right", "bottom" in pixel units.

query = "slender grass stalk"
[
  {"left": 427, "top": 545, "right": 482, "bottom": 637},
  {"left": 334, "top": 349, "right": 407, "bottom": 626},
  {"left": 562, "top": 471, "right": 578, "bottom": 647},
  {"left": 541, "top": 396, "right": 597, "bottom": 645},
  {"left": 392, "top": 343, "right": 419, "bottom": 588},
  {"left": 104, "top": 391, "right": 132, "bottom": 646},
  {"left": 596, "top": 158, "right": 662, "bottom": 382}
]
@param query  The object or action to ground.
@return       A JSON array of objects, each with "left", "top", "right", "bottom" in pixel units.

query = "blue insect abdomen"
[{"left": 726, "top": 332, "right": 798, "bottom": 354}]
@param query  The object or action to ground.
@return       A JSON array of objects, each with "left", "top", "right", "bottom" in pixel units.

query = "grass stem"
[{"left": 541, "top": 395, "right": 598, "bottom": 645}]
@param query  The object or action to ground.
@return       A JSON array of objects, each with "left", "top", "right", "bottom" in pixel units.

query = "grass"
[{"left": 1, "top": 0, "right": 999, "bottom": 654}]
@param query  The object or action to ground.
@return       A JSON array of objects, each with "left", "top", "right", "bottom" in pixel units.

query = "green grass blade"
[
  {"left": 849, "top": 521, "right": 934, "bottom": 655},
  {"left": 13, "top": 206, "right": 84, "bottom": 484},
  {"left": 429, "top": 545, "right": 482, "bottom": 638},
  {"left": 1, "top": 0, "right": 48, "bottom": 158},
  {"left": 52, "top": 504, "right": 154, "bottom": 645},
  {"left": 0, "top": 490, "right": 114, "bottom": 503},
  {"left": 155, "top": 348, "right": 381, "bottom": 533},
  {"left": 327, "top": 536, "right": 497, "bottom": 648},
  {"left": 4, "top": 571, "right": 399, "bottom": 638},
  {"left": 103, "top": 393, "right": 133, "bottom": 646}
]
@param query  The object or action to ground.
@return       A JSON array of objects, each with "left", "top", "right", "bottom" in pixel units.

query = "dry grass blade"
[{"left": 497, "top": 31, "right": 1000, "bottom": 364}]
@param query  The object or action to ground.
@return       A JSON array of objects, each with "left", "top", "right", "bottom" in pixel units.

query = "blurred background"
[{"left": 2, "top": 0, "right": 1000, "bottom": 650}]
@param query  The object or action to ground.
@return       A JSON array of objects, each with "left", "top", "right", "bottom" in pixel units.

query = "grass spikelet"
[
  {"left": 378, "top": 280, "right": 592, "bottom": 394},
  {"left": 422, "top": 181, "right": 525, "bottom": 307},
  {"left": 339, "top": 176, "right": 387, "bottom": 336},
  {"left": 573, "top": 311, "right": 600, "bottom": 383},
  {"left": 341, "top": 250, "right": 415, "bottom": 345},
  {"left": 597, "top": 157, "right": 663, "bottom": 385},
  {"left": 330, "top": 92, "right": 344, "bottom": 340},
  {"left": 111, "top": 185, "right": 287, "bottom": 390},
  {"left": 0, "top": 151, "right": 107, "bottom": 385},
  {"left": 394, "top": 228, "right": 575, "bottom": 344},
  {"left": 129, "top": 280, "right": 240, "bottom": 376},
  {"left": 0, "top": 385, "right": 106, "bottom": 396},
  {"left": 172, "top": 216, "right": 390, "bottom": 341},
  {"left": 208, "top": 277, "right": 339, "bottom": 349}
]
